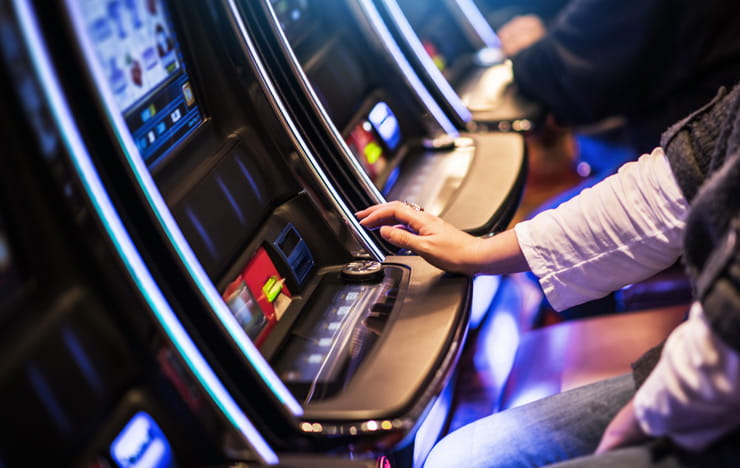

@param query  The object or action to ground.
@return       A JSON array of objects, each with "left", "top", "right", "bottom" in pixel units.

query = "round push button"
[{"left": 341, "top": 260, "right": 384, "bottom": 282}]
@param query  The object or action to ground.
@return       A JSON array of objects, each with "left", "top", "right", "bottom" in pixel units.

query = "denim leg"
[
  {"left": 544, "top": 446, "right": 655, "bottom": 468},
  {"left": 423, "top": 374, "right": 635, "bottom": 468},
  {"left": 546, "top": 429, "right": 740, "bottom": 468}
]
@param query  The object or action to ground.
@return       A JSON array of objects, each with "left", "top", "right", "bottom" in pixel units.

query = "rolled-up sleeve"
[{"left": 514, "top": 147, "right": 688, "bottom": 311}]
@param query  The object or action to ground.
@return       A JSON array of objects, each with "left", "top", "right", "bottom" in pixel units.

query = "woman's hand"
[
  {"left": 595, "top": 399, "right": 649, "bottom": 454},
  {"left": 356, "top": 201, "right": 484, "bottom": 275},
  {"left": 497, "top": 14, "right": 546, "bottom": 57}
]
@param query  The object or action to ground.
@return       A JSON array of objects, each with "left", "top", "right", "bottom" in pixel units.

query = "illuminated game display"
[
  {"left": 80, "top": 0, "right": 204, "bottom": 167},
  {"left": 223, "top": 247, "right": 293, "bottom": 348},
  {"left": 422, "top": 39, "right": 447, "bottom": 72},
  {"left": 367, "top": 101, "right": 401, "bottom": 150},
  {"left": 110, "top": 412, "right": 175, "bottom": 468},
  {"left": 344, "top": 101, "right": 401, "bottom": 184},
  {"left": 345, "top": 119, "right": 387, "bottom": 182}
]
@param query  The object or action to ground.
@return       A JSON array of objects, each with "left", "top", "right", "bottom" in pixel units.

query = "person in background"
[
  {"left": 477, "top": 0, "right": 568, "bottom": 31},
  {"left": 496, "top": 13, "right": 546, "bottom": 58},
  {"left": 494, "top": 0, "right": 740, "bottom": 320},
  {"left": 497, "top": 0, "right": 740, "bottom": 155},
  {"left": 356, "top": 82, "right": 740, "bottom": 467}
]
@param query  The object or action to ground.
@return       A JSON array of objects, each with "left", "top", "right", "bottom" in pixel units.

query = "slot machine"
[
  {"left": 16, "top": 0, "right": 475, "bottom": 465},
  {"left": 0, "top": 2, "right": 275, "bottom": 465},
  {"left": 370, "top": 0, "right": 544, "bottom": 131},
  {"left": 230, "top": 0, "right": 526, "bottom": 237}
]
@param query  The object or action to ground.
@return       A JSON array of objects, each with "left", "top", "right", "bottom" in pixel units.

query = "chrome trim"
[
  {"left": 451, "top": 0, "right": 501, "bottom": 49},
  {"left": 352, "top": 0, "right": 459, "bottom": 137},
  {"left": 377, "top": 0, "right": 472, "bottom": 123},
  {"left": 225, "top": 0, "right": 385, "bottom": 262},
  {"left": 61, "top": 0, "right": 304, "bottom": 417},
  {"left": 13, "top": 0, "right": 279, "bottom": 462},
  {"left": 240, "top": 0, "right": 386, "bottom": 207}
]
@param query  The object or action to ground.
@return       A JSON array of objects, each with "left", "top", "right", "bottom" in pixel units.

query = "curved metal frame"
[
  {"left": 60, "top": 0, "right": 305, "bottom": 419},
  {"left": 374, "top": 0, "right": 473, "bottom": 125},
  {"left": 235, "top": 0, "right": 387, "bottom": 209},
  {"left": 352, "top": 0, "right": 459, "bottom": 136},
  {"left": 13, "top": 0, "right": 279, "bottom": 462},
  {"left": 225, "top": 0, "right": 386, "bottom": 262},
  {"left": 449, "top": 0, "right": 501, "bottom": 49}
]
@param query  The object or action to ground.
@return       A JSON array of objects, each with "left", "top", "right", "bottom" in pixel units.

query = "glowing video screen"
[
  {"left": 76, "top": 0, "right": 204, "bottom": 167},
  {"left": 345, "top": 101, "right": 402, "bottom": 182},
  {"left": 368, "top": 101, "right": 401, "bottom": 150},
  {"left": 222, "top": 247, "right": 293, "bottom": 348},
  {"left": 110, "top": 412, "right": 175, "bottom": 468},
  {"left": 345, "top": 119, "right": 388, "bottom": 182}
]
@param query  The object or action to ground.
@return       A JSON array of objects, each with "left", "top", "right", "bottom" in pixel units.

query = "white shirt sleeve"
[
  {"left": 514, "top": 147, "right": 689, "bottom": 311},
  {"left": 634, "top": 303, "right": 740, "bottom": 450}
]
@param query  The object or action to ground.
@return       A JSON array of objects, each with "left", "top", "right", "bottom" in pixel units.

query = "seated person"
[
  {"left": 356, "top": 83, "right": 740, "bottom": 466},
  {"left": 478, "top": 0, "right": 568, "bottom": 31},
  {"left": 498, "top": 0, "right": 740, "bottom": 155}
]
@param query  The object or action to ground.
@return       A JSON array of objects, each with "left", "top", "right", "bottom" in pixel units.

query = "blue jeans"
[
  {"left": 424, "top": 373, "right": 740, "bottom": 468},
  {"left": 424, "top": 374, "right": 634, "bottom": 468}
]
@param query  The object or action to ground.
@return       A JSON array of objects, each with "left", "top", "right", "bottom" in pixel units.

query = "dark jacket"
[
  {"left": 633, "top": 84, "right": 740, "bottom": 386},
  {"left": 666, "top": 84, "right": 740, "bottom": 354},
  {"left": 511, "top": 0, "right": 740, "bottom": 153}
]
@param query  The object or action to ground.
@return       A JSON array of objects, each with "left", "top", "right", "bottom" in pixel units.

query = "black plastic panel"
[
  {"left": 0, "top": 6, "right": 244, "bottom": 462},
  {"left": 172, "top": 143, "right": 271, "bottom": 279},
  {"left": 307, "top": 40, "right": 371, "bottom": 127},
  {"left": 274, "top": 266, "right": 405, "bottom": 401},
  {"left": 0, "top": 291, "right": 137, "bottom": 465}
]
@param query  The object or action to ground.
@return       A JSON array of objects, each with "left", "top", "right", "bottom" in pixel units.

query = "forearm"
[
  {"left": 471, "top": 229, "right": 530, "bottom": 276},
  {"left": 359, "top": 147, "right": 685, "bottom": 288}
]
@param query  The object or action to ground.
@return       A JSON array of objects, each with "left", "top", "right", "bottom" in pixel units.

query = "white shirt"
[
  {"left": 514, "top": 148, "right": 740, "bottom": 450},
  {"left": 516, "top": 148, "right": 687, "bottom": 311}
]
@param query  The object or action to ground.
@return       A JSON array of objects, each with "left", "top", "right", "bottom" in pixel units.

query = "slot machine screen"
[
  {"left": 110, "top": 412, "right": 175, "bottom": 468},
  {"left": 221, "top": 247, "right": 292, "bottom": 349},
  {"left": 78, "top": 0, "right": 204, "bottom": 168},
  {"left": 344, "top": 101, "right": 401, "bottom": 183},
  {"left": 345, "top": 119, "right": 388, "bottom": 182},
  {"left": 367, "top": 101, "right": 401, "bottom": 150}
]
